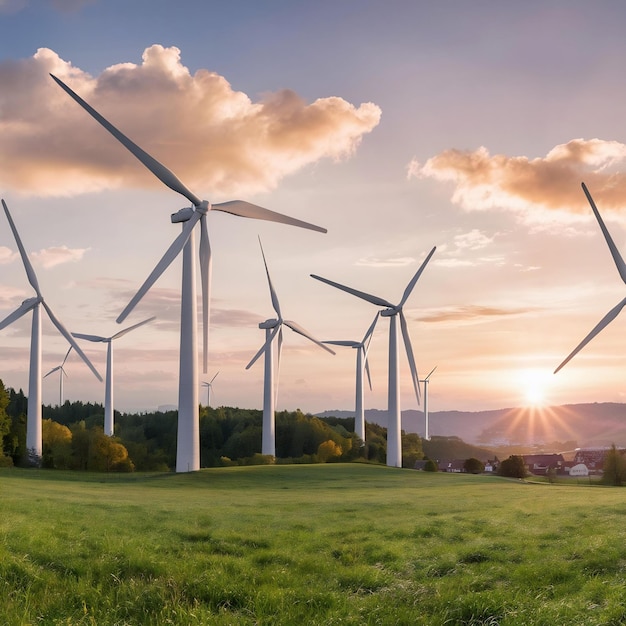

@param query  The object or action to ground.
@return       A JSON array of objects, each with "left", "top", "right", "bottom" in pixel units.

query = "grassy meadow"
[{"left": 2, "top": 464, "right": 626, "bottom": 625}]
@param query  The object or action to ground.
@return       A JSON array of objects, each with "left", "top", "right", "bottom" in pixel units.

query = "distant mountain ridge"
[{"left": 316, "top": 402, "right": 626, "bottom": 447}]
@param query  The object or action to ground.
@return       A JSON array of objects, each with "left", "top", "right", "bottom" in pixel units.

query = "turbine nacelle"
[
  {"left": 259, "top": 318, "right": 280, "bottom": 329},
  {"left": 380, "top": 308, "right": 398, "bottom": 317}
]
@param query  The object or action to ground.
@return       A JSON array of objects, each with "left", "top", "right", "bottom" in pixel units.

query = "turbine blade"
[
  {"left": 310, "top": 274, "right": 394, "bottom": 308},
  {"left": 399, "top": 310, "right": 421, "bottom": 404},
  {"left": 364, "top": 352, "right": 373, "bottom": 392},
  {"left": 554, "top": 297, "right": 626, "bottom": 373},
  {"left": 210, "top": 371, "right": 219, "bottom": 384},
  {"left": 245, "top": 325, "right": 280, "bottom": 370},
  {"left": 283, "top": 320, "right": 336, "bottom": 354},
  {"left": 362, "top": 311, "right": 380, "bottom": 344},
  {"left": 0, "top": 298, "right": 38, "bottom": 330},
  {"left": 41, "top": 300, "right": 103, "bottom": 382},
  {"left": 50, "top": 74, "right": 202, "bottom": 207},
  {"left": 199, "top": 214, "right": 211, "bottom": 374},
  {"left": 117, "top": 212, "right": 200, "bottom": 323},
  {"left": 111, "top": 316, "right": 156, "bottom": 341},
  {"left": 399, "top": 246, "right": 436, "bottom": 308},
  {"left": 72, "top": 332, "right": 106, "bottom": 342},
  {"left": 213, "top": 200, "right": 326, "bottom": 233},
  {"left": 275, "top": 325, "right": 284, "bottom": 405},
  {"left": 259, "top": 238, "right": 282, "bottom": 319},
  {"left": 2, "top": 200, "right": 41, "bottom": 296},
  {"left": 323, "top": 340, "right": 360, "bottom": 347},
  {"left": 44, "top": 365, "right": 61, "bottom": 378},
  {"left": 582, "top": 183, "right": 626, "bottom": 284},
  {"left": 424, "top": 365, "right": 437, "bottom": 381},
  {"left": 61, "top": 346, "right": 72, "bottom": 366}
]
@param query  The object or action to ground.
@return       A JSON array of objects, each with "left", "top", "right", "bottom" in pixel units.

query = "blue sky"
[{"left": 3, "top": 1, "right": 626, "bottom": 425}]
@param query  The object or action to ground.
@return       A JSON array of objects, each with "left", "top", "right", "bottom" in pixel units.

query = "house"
[
  {"left": 438, "top": 459, "right": 466, "bottom": 473},
  {"left": 521, "top": 453, "right": 565, "bottom": 476}
]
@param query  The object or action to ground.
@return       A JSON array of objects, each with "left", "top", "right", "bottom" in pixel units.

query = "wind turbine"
[
  {"left": 51, "top": 74, "right": 326, "bottom": 473},
  {"left": 311, "top": 246, "right": 436, "bottom": 467},
  {"left": 43, "top": 346, "right": 72, "bottom": 407},
  {"left": 555, "top": 182, "right": 626, "bottom": 374},
  {"left": 0, "top": 200, "right": 102, "bottom": 461},
  {"left": 246, "top": 240, "right": 335, "bottom": 457},
  {"left": 202, "top": 371, "right": 219, "bottom": 408},
  {"left": 72, "top": 317, "right": 155, "bottom": 436},
  {"left": 322, "top": 312, "right": 379, "bottom": 443},
  {"left": 420, "top": 366, "right": 437, "bottom": 441}
]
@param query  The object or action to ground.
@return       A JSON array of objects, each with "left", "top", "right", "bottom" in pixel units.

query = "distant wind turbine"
[
  {"left": 0, "top": 200, "right": 102, "bottom": 460},
  {"left": 555, "top": 183, "right": 626, "bottom": 373},
  {"left": 43, "top": 346, "right": 72, "bottom": 407},
  {"left": 420, "top": 366, "right": 437, "bottom": 441},
  {"left": 311, "top": 246, "right": 436, "bottom": 467},
  {"left": 322, "top": 312, "right": 379, "bottom": 443},
  {"left": 51, "top": 74, "right": 326, "bottom": 472},
  {"left": 246, "top": 240, "right": 335, "bottom": 457},
  {"left": 72, "top": 317, "right": 155, "bottom": 436},
  {"left": 202, "top": 371, "right": 219, "bottom": 408}
]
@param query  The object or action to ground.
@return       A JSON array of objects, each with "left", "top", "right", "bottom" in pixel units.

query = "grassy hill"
[{"left": 3, "top": 464, "right": 626, "bottom": 624}]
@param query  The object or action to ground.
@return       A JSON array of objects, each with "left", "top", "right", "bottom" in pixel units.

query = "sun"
[{"left": 518, "top": 368, "right": 551, "bottom": 407}]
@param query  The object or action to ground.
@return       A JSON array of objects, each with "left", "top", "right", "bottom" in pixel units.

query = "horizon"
[{"left": 3, "top": 3, "right": 626, "bottom": 419}]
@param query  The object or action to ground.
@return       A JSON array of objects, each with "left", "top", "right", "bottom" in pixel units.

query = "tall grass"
[{"left": 2, "top": 464, "right": 626, "bottom": 624}]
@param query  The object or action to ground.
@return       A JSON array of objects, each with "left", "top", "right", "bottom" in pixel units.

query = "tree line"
[{"left": 0, "top": 380, "right": 424, "bottom": 471}]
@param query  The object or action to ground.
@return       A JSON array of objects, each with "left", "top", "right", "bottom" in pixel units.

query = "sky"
[{"left": 3, "top": 1, "right": 626, "bottom": 418}]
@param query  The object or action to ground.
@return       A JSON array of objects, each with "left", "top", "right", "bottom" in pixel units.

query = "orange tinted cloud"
[
  {"left": 0, "top": 46, "right": 381, "bottom": 197},
  {"left": 409, "top": 139, "right": 626, "bottom": 217},
  {"left": 417, "top": 304, "right": 536, "bottom": 324}
]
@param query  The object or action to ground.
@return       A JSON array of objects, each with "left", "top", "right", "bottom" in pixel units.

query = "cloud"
[
  {"left": 417, "top": 304, "right": 536, "bottom": 324},
  {"left": 408, "top": 139, "right": 626, "bottom": 221},
  {"left": 0, "top": 46, "right": 381, "bottom": 198},
  {"left": 0, "top": 246, "right": 17, "bottom": 264},
  {"left": 31, "top": 245, "right": 89, "bottom": 268},
  {"left": 355, "top": 256, "right": 416, "bottom": 268},
  {"left": 453, "top": 229, "right": 494, "bottom": 251}
]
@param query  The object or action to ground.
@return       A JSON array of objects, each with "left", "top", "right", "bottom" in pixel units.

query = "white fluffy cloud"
[
  {"left": 31, "top": 245, "right": 89, "bottom": 268},
  {"left": 0, "top": 45, "right": 381, "bottom": 198},
  {"left": 409, "top": 139, "right": 626, "bottom": 219}
]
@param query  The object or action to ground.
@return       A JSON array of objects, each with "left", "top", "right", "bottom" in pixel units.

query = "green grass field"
[{"left": 2, "top": 464, "right": 626, "bottom": 625}]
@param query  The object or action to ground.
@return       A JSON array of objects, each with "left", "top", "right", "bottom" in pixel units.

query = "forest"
[{"left": 0, "top": 379, "right": 426, "bottom": 471}]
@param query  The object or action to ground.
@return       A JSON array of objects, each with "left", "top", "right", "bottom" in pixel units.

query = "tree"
[
  {"left": 498, "top": 455, "right": 527, "bottom": 479},
  {"left": 464, "top": 457, "right": 485, "bottom": 474},
  {"left": 42, "top": 419, "right": 72, "bottom": 469},
  {"left": 424, "top": 459, "right": 438, "bottom": 472},
  {"left": 317, "top": 440, "right": 342, "bottom": 462},
  {"left": 601, "top": 445, "right": 626, "bottom": 486}
]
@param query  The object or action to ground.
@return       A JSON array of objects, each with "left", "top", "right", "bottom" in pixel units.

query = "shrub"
[
  {"left": 498, "top": 455, "right": 527, "bottom": 479},
  {"left": 464, "top": 457, "right": 485, "bottom": 474}
]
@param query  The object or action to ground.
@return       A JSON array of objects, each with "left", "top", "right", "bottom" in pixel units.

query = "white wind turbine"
[
  {"left": 72, "top": 317, "right": 155, "bottom": 436},
  {"left": 420, "top": 366, "right": 437, "bottom": 441},
  {"left": 311, "top": 246, "right": 436, "bottom": 467},
  {"left": 246, "top": 241, "right": 335, "bottom": 457},
  {"left": 0, "top": 200, "right": 102, "bottom": 460},
  {"left": 43, "top": 346, "right": 72, "bottom": 407},
  {"left": 556, "top": 182, "right": 626, "bottom": 374},
  {"left": 322, "top": 312, "right": 379, "bottom": 443},
  {"left": 202, "top": 371, "right": 219, "bottom": 408},
  {"left": 51, "top": 74, "right": 326, "bottom": 472}
]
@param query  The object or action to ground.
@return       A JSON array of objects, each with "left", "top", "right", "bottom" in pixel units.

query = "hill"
[{"left": 317, "top": 402, "right": 626, "bottom": 447}]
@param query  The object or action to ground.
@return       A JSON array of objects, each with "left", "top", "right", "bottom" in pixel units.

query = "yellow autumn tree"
[
  {"left": 317, "top": 439, "right": 342, "bottom": 463},
  {"left": 42, "top": 419, "right": 72, "bottom": 468}
]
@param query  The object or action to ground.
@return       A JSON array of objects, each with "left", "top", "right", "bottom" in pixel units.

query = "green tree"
[
  {"left": 601, "top": 445, "right": 626, "bottom": 486},
  {"left": 424, "top": 459, "right": 438, "bottom": 472},
  {"left": 464, "top": 457, "right": 485, "bottom": 474},
  {"left": 498, "top": 455, "right": 527, "bottom": 479}
]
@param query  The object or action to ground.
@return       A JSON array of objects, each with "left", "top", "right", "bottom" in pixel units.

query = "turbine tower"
[
  {"left": 311, "top": 246, "right": 436, "bottom": 467},
  {"left": 246, "top": 240, "right": 334, "bottom": 457},
  {"left": 322, "top": 312, "right": 379, "bottom": 443},
  {"left": 52, "top": 74, "right": 326, "bottom": 472},
  {"left": 202, "top": 371, "right": 219, "bottom": 408},
  {"left": 43, "top": 346, "right": 72, "bottom": 407},
  {"left": 72, "top": 317, "right": 155, "bottom": 436},
  {"left": 420, "top": 366, "right": 437, "bottom": 441},
  {"left": 0, "top": 200, "right": 102, "bottom": 461},
  {"left": 555, "top": 183, "right": 626, "bottom": 373}
]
